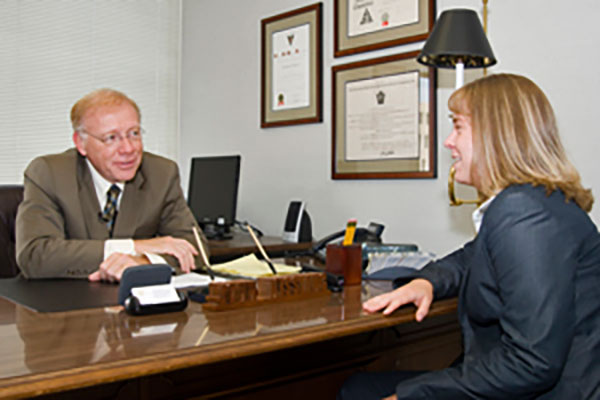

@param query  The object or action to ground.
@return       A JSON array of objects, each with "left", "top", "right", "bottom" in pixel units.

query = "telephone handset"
[{"left": 312, "top": 222, "right": 384, "bottom": 253}]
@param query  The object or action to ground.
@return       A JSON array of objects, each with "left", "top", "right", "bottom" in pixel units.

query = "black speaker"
[{"left": 282, "top": 201, "right": 312, "bottom": 243}]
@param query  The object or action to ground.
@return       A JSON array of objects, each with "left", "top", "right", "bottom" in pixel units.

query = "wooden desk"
[
  {"left": 208, "top": 232, "right": 312, "bottom": 261},
  {"left": 0, "top": 280, "right": 461, "bottom": 399}
]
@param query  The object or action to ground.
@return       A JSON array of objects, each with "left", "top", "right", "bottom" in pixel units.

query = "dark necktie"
[{"left": 101, "top": 184, "right": 121, "bottom": 236}]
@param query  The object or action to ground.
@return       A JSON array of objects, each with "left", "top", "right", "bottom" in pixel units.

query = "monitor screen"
[{"left": 187, "top": 155, "right": 241, "bottom": 228}]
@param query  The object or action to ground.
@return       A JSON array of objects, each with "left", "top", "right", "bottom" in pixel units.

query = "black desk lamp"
[
  {"left": 417, "top": 8, "right": 496, "bottom": 89},
  {"left": 418, "top": 8, "right": 497, "bottom": 206}
]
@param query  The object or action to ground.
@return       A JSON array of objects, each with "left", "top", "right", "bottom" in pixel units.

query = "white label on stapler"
[{"left": 131, "top": 284, "right": 180, "bottom": 305}]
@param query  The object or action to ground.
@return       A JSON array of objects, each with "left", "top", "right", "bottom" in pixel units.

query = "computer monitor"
[{"left": 187, "top": 155, "right": 241, "bottom": 240}]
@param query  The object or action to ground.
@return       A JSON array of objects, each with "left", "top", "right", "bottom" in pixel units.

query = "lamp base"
[{"left": 455, "top": 62, "right": 464, "bottom": 89}]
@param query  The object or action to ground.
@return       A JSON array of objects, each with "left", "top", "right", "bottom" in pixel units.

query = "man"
[{"left": 16, "top": 88, "right": 208, "bottom": 281}]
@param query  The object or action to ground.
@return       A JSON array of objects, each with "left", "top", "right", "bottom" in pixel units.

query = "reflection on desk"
[
  {"left": 0, "top": 273, "right": 460, "bottom": 399},
  {"left": 15, "top": 307, "right": 189, "bottom": 372}
]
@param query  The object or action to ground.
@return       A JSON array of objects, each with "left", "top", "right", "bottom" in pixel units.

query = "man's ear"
[{"left": 73, "top": 132, "right": 87, "bottom": 156}]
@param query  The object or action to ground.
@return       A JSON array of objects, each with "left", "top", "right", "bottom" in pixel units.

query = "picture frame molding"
[
  {"left": 334, "top": 0, "right": 435, "bottom": 58},
  {"left": 261, "top": 2, "right": 323, "bottom": 128},
  {"left": 331, "top": 50, "right": 437, "bottom": 180}
]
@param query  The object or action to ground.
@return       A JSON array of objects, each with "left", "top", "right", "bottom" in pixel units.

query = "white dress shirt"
[
  {"left": 472, "top": 195, "right": 497, "bottom": 233},
  {"left": 86, "top": 159, "right": 165, "bottom": 264}
]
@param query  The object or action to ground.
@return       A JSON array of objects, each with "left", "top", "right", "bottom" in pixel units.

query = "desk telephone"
[{"left": 312, "top": 222, "right": 384, "bottom": 258}]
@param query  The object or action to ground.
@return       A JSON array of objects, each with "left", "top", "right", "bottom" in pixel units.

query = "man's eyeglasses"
[{"left": 79, "top": 127, "right": 145, "bottom": 147}]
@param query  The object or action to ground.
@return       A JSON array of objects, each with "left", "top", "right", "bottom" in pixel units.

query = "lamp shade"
[{"left": 417, "top": 9, "right": 496, "bottom": 69}]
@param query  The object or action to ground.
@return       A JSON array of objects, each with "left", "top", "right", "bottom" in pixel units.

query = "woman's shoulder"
[
  {"left": 487, "top": 184, "right": 548, "bottom": 215},
  {"left": 484, "top": 183, "right": 593, "bottom": 232}
]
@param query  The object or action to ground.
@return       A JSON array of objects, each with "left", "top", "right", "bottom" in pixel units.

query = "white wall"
[{"left": 180, "top": 0, "right": 600, "bottom": 257}]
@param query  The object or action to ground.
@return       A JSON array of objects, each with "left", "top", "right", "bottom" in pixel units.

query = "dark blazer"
[
  {"left": 396, "top": 184, "right": 600, "bottom": 399},
  {"left": 16, "top": 149, "right": 208, "bottom": 278}
]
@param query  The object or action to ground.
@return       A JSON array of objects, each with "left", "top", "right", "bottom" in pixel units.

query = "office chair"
[{"left": 0, "top": 185, "right": 23, "bottom": 278}]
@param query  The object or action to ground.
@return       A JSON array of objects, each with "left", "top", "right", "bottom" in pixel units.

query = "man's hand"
[
  {"left": 363, "top": 279, "right": 434, "bottom": 322},
  {"left": 383, "top": 395, "right": 398, "bottom": 400},
  {"left": 134, "top": 236, "right": 198, "bottom": 273},
  {"left": 88, "top": 253, "right": 149, "bottom": 282}
]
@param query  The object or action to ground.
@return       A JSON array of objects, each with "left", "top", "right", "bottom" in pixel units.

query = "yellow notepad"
[{"left": 211, "top": 254, "right": 301, "bottom": 278}]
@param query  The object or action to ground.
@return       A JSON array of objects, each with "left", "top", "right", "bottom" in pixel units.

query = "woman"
[{"left": 339, "top": 74, "right": 600, "bottom": 399}]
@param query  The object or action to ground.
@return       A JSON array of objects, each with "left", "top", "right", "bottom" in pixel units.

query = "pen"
[
  {"left": 245, "top": 223, "right": 277, "bottom": 275},
  {"left": 342, "top": 219, "right": 357, "bottom": 246},
  {"left": 192, "top": 226, "right": 215, "bottom": 280}
]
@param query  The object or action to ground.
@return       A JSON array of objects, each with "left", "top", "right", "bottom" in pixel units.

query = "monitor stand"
[{"left": 201, "top": 223, "right": 233, "bottom": 241}]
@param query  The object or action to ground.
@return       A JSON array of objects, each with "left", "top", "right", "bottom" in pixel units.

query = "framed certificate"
[
  {"left": 332, "top": 51, "right": 436, "bottom": 179},
  {"left": 261, "top": 3, "right": 322, "bottom": 128},
  {"left": 334, "top": 0, "right": 434, "bottom": 57}
]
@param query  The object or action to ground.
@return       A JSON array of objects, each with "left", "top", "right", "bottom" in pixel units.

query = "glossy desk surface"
[{"left": 0, "top": 279, "right": 457, "bottom": 399}]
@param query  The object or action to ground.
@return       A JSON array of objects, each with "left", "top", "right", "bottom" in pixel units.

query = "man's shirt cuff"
[
  {"left": 104, "top": 239, "right": 136, "bottom": 257},
  {"left": 144, "top": 252, "right": 167, "bottom": 265},
  {"left": 104, "top": 239, "right": 167, "bottom": 265}
]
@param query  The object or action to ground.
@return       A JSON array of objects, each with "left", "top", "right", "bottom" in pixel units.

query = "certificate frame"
[
  {"left": 332, "top": 51, "right": 436, "bottom": 179},
  {"left": 334, "top": 0, "right": 435, "bottom": 58},
  {"left": 261, "top": 3, "right": 322, "bottom": 128}
]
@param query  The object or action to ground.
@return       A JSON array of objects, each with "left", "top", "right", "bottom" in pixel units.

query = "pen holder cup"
[{"left": 326, "top": 243, "right": 362, "bottom": 286}]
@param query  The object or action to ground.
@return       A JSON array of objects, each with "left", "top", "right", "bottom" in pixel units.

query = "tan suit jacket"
[{"left": 16, "top": 149, "right": 208, "bottom": 278}]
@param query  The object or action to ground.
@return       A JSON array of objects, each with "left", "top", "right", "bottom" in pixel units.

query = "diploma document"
[
  {"left": 271, "top": 23, "right": 310, "bottom": 111},
  {"left": 348, "top": 0, "right": 419, "bottom": 37},
  {"left": 345, "top": 70, "right": 419, "bottom": 161}
]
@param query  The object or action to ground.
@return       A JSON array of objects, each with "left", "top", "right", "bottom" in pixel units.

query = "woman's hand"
[{"left": 363, "top": 279, "right": 434, "bottom": 322}]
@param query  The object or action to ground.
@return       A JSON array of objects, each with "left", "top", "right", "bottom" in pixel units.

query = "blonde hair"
[
  {"left": 70, "top": 88, "right": 140, "bottom": 131},
  {"left": 448, "top": 73, "right": 593, "bottom": 212}
]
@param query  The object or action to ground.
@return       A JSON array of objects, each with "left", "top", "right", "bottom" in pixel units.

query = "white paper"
[
  {"left": 366, "top": 251, "right": 435, "bottom": 275},
  {"left": 348, "top": 0, "right": 419, "bottom": 37},
  {"left": 271, "top": 23, "right": 310, "bottom": 111},
  {"left": 171, "top": 273, "right": 226, "bottom": 289},
  {"left": 131, "top": 284, "right": 180, "bottom": 305},
  {"left": 345, "top": 70, "right": 419, "bottom": 161}
]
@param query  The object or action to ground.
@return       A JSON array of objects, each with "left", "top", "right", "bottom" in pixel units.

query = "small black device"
[
  {"left": 187, "top": 286, "right": 210, "bottom": 303},
  {"left": 282, "top": 201, "right": 312, "bottom": 243},
  {"left": 366, "top": 222, "right": 385, "bottom": 238},
  {"left": 188, "top": 155, "right": 241, "bottom": 240},
  {"left": 118, "top": 264, "right": 187, "bottom": 316},
  {"left": 301, "top": 263, "right": 343, "bottom": 292},
  {"left": 123, "top": 292, "right": 188, "bottom": 316}
]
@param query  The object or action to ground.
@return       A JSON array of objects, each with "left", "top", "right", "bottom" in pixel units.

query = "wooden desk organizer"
[{"left": 202, "top": 272, "right": 328, "bottom": 311}]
